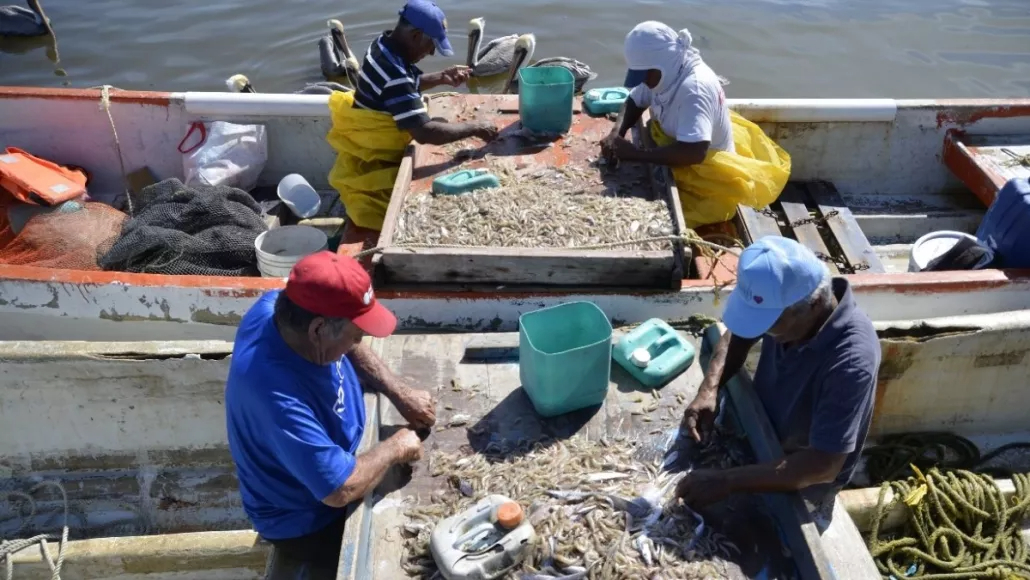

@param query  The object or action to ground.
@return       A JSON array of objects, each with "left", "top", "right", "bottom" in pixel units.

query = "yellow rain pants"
[
  {"left": 650, "top": 110, "right": 791, "bottom": 229},
  {"left": 326, "top": 90, "right": 412, "bottom": 231}
]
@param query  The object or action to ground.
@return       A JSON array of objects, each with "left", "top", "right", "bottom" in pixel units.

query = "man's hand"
[
  {"left": 439, "top": 65, "right": 472, "bottom": 87},
  {"left": 389, "top": 428, "right": 424, "bottom": 464},
  {"left": 391, "top": 385, "right": 437, "bottom": 429},
  {"left": 681, "top": 387, "right": 718, "bottom": 443},
  {"left": 469, "top": 121, "right": 499, "bottom": 142},
  {"left": 601, "top": 134, "right": 638, "bottom": 162},
  {"left": 599, "top": 131, "right": 621, "bottom": 164},
  {"left": 676, "top": 469, "right": 731, "bottom": 507}
]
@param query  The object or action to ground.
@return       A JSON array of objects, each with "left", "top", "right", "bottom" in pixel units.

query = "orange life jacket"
[{"left": 0, "top": 147, "right": 88, "bottom": 207}]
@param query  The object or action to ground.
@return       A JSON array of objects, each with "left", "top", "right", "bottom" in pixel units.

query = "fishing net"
[
  {"left": 0, "top": 195, "right": 126, "bottom": 271},
  {"left": 98, "top": 178, "right": 268, "bottom": 277}
]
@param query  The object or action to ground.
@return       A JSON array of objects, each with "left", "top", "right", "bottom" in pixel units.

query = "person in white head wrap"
[
  {"left": 601, "top": 21, "right": 733, "bottom": 166},
  {"left": 600, "top": 21, "right": 791, "bottom": 228}
]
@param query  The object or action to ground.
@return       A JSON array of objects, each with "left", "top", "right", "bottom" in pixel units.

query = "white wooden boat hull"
[
  {"left": 3, "top": 306, "right": 1029, "bottom": 577},
  {"left": 1, "top": 87, "right": 1029, "bottom": 336}
]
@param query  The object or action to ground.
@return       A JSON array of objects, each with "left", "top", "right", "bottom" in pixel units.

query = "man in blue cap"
[
  {"left": 352, "top": 0, "right": 497, "bottom": 142},
  {"left": 677, "top": 236, "right": 881, "bottom": 524}
]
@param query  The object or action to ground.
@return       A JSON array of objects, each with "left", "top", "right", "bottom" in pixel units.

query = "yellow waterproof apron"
[
  {"left": 326, "top": 90, "right": 412, "bottom": 231},
  {"left": 650, "top": 110, "right": 791, "bottom": 229}
]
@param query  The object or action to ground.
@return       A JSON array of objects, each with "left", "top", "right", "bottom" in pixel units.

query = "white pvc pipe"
[
  {"left": 180, "top": 92, "right": 898, "bottom": 123},
  {"left": 728, "top": 98, "right": 898, "bottom": 123},
  {"left": 183, "top": 92, "right": 330, "bottom": 118}
]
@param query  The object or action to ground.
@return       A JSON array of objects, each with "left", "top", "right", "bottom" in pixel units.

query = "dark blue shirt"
[
  {"left": 225, "top": 290, "right": 366, "bottom": 540},
  {"left": 353, "top": 31, "right": 431, "bottom": 130},
  {"left": 752, "top": 277, "right": 880, "bottom": 490}
]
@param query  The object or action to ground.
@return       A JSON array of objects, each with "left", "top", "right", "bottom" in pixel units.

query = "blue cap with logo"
[
  {"left": 399, "top": 0, "right": 454, "bottom": 57},
  {"left": 722, "top": 236, "right": 829, "bottom": 339}
]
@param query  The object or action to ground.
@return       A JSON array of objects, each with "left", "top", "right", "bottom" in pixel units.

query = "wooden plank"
[
  {"left": 379, "top": 246, "right": 677, "bottom": 288},
  {"left": 639, "top": 109, "right": 688, "bottom": 288},
  {"left": 700, "top": 323, "right": 880, "bottom": 580},
  {"left": 778, "top": 185, "right": 840, "bottom": 275},
  {"left": 336, "top": 339, "right": 387, "bottom": 580},
  {"left": 371, "top": 145, "right": 416, "bottom": 276},
  {"left": 806, "top": 181, "right": 887, "bottom": 274},
  {"left": 735, "top": 205, "right": 781, "bottom": 244}
]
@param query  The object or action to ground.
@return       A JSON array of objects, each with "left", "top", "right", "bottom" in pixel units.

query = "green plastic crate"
[
  {"left": 518, "top": 301, "right": 612, "bottom": 417},
  {"left": 518, "top": 66, "right": 575, "bottom": 135}
]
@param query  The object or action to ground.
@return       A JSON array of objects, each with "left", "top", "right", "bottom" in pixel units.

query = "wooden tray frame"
[{"left": 372, "top": 97, "right": 689, "bottom": 291}]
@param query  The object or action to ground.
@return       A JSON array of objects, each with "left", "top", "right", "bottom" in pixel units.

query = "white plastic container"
[
  {"left": 908, "top": 230, "right": 994, "bottom": 272},
  {"left": 430, "top": 495, "right": 535, "bottom": 580},
  {"left": 254, "top": 225, "right": 328, "bottom": 278},
  {"left": 277, "top": 173, "right": 322, "bottom": 219}
]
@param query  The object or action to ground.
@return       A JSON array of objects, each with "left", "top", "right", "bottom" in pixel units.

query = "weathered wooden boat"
[
  {"left": 2, "top": 299, "right": 1028, "bottom": 578},
  {"left": 1, "top": 87, "right": 1029, "bottom": 340}
]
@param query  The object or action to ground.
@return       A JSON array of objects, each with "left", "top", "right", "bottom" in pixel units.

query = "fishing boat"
[
  {"left": 2, "top": 300, "right": 1027, "bottom": 579},
  {"left": 1, "top": 87, "right": 1029, "bottom": 342}
]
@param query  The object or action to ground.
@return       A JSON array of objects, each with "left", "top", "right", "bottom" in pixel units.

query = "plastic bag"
[
  {"left": 181, "top": 121, "right": 268, "bottom": 192},
  {"left": 326, "top": 90, "right": 411, "bottom": 231},
  {"left": 650, "top": 111, "right": 791, "bottom": 229}
]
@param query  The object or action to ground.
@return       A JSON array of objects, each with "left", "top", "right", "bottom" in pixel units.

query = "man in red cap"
[{"left": 225, "top": 251, "right": 436, "bottom": 577}]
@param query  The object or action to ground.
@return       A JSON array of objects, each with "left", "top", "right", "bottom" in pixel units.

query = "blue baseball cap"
[
  {"left": 722, "top": 236, "right": 829, "bottom": 339},
  {"left": 399, "top": 0, "right": 454, "bottom": 57}
]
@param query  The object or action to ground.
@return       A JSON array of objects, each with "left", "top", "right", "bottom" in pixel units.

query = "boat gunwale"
[{"left": 2, "top": 262, "right": 1029, "bottom": 299}]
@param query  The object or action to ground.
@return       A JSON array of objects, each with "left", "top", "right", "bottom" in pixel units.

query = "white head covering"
[{"left": 624, "top": 21, "right": 725, "bottom": 105}]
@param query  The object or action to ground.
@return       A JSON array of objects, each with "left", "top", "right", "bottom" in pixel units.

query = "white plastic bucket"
[
  {"left": 255, "top": 225, "right": 328, "bottom": 278},
  {"left": 277, "top": 173, "right": 321, "bottom": 219},
  {"left": 908, "top": 230, "right": 994, "bottom": 272}
]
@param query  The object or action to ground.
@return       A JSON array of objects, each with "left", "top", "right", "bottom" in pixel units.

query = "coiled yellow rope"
[{"left": 868, "top": 468, "right": 1030, "bottom": 579}]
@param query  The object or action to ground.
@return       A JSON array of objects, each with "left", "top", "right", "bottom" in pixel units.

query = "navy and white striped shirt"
[{"left": 353, "top": 32, "right": 431, "bottom": 130}]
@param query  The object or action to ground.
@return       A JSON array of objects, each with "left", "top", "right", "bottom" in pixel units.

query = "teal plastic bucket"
[
  {"left": 518, "top": 301, "right": 613, "bottom": 417},
  {"left": 518, "top": 66, "right": 575, "bottom": 134}
]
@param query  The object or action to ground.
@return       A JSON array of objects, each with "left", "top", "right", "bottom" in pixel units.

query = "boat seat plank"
[
  {"left": 736, "top": 205, "right": 782, "bottom": 243},
  {"left": 778, "top": 185, "right": 841, "bottom": 275},
  {"left": 943, "top": 131, "right": 1030, "bottom": 207},
  {"left": 353, "top": 329, "right": 794, "bottom": 580},
  {"left": 806, "top": 182, "right": 886, "bottom": 274}
]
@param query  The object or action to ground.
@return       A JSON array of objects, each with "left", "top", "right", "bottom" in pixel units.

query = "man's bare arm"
[
  {"left": 612, "top": 98, "right": 647, "bottom": 139},
  {"left": 620, "top": 140, "right": 709, "bottom": 167},
  {"left": 408, "top": 120, "right": 495, "bottom": 145},
  {"left": 350, "top": 342, "right": 402, "bottom": 397},
  {"left": 702, "top": 329, "right": 760, "bottom": 395},
  {"left": 350, "top": 342, "right": 437, "bottom": 428},
  {"left": 322, "top": 429, "right": 421, "bottom": 508},
  {"left": 724, "top": 449, "right": 848, "bottom": 494}
]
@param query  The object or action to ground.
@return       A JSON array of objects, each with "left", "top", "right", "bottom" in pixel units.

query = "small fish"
[
  {"left": 520, "top": 572, "right": 588, "bottom": 580},
  {"left": 458, "top": 479, "right": 474, "bottom": 497},
  {"left": 402, "top": 522, "right": 429, "bottom": 536},
  {"left": 584, "top": 472, "right": 631, "bottom": 483},
  {"left": 546, "top": 489, "right": 595, "bottom": 502},
  {"left": 447, "top": 414, "right": 472, "bottom": 427}
]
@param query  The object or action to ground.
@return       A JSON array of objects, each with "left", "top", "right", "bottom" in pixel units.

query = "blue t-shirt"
[
  {"left": 225, "top": 290, "right": 366, "bottom": 540},
  {"left": 752, "top": 277, "right": 881, "bottom": 492}
]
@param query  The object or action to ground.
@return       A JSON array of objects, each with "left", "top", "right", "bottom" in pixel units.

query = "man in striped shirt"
[
  {"left": 331, "top": 0, "right": 498, "bottom": 266},
  {"left": 354, "top": 0, "right": 497, "bottom": 144}
]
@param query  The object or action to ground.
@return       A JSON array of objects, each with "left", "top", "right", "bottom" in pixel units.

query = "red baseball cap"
[{"left": 285, "top": 251, "right": 397, "bottom": 338}]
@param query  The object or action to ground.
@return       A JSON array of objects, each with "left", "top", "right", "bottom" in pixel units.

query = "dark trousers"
[{"left": 264, "top": 515, "right": 346, "bottom": 580}]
